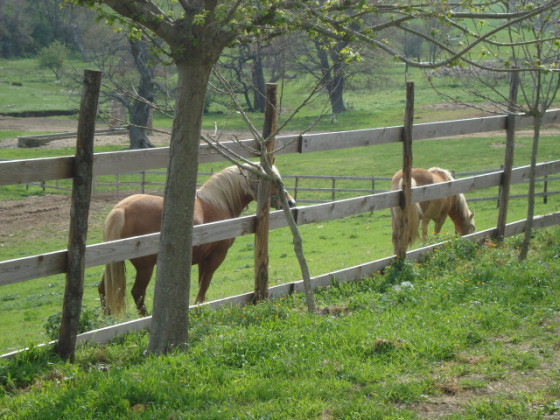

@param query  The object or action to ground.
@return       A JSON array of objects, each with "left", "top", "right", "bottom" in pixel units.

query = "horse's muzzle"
[{"left": 285, "top": 192, "right": 296, "bottom": 208}]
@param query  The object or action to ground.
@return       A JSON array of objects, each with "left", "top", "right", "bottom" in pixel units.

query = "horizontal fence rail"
[
  {"left": 3, "top": 109, "right": 560, "bottom": 187},
  {"left": 2, "top": 160, "right": 560, "bottom": 287},
  {"left": 16, "top": 170, "right": 559, "bottom": 206}
]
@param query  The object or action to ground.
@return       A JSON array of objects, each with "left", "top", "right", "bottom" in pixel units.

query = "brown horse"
[
  {"left": 391, "top": 167, "right": 475, "bottom": 254},
  {"left": 98, "top": 164, "right": 295, "bottom": 316}
]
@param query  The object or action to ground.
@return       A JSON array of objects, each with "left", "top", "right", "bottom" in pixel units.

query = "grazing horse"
[
  {"left": 391, "top": 167, "right": 475, "bottom": 254},
  {"left": 98, "top": 164, "right": 296, "bottom": 316}
]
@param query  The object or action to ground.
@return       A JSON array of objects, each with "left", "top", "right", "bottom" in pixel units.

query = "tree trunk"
[
  {"left": 328, "top": 45, "right": 347, "bottom": 114},
  {"left": 314, "top": 41, "right": 347, "bottom": 115},
  {"left": 147, "top": 60, "right": 211, "bottom": 355},
  {"left": 518, "top": 114, "right": 541, "bottom": 261},
  {"left": 252, "top": 43, "right": 266, "bottom": 113},
  {"left": 329, "top": 59, "right": 346, "bottom": 114},
  {"left": 129, "top": 38, "right": 155, "bottom": 149}
]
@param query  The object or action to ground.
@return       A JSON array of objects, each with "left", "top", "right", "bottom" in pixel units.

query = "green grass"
[
  {"left": 1, "top": 229, "right": 560, "bottom": 418},
  {"left": 0, "top": 58, "right": 86, "bottom": 113}
]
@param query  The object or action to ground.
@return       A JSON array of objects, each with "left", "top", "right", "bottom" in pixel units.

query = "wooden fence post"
[
  {"left": 396, "top": 82, "right": 414, "bottom": 260},
  {"left": 496, "top": 71, "right": 519, "bottom": 240},
  {"left": 56, "top": 70, "right": 100, "bottom": 362},
  {"left": 254, "top": 83, "right": 277, "bottom": 302}
]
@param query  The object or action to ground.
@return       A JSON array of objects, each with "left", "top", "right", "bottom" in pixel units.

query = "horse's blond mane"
[
  {"left": 196, "top": 166, "right": 258, "bottom": 216},
  {"left": 428, "top": 167, "right": 471, "bottom": 220},
  {"left": 454, "top": 191, "right": 471, "bottom": 219},
  {"left": 428, "top": 167, "right": 454, "bottom": 182}
]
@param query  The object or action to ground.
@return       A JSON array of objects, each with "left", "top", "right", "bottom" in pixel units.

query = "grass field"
[
  {"left": 1, "top": 132, "right": 559, "bottom": 354},
  {"left": 1, "top": 228, "right": 560, "bottom": 418}
]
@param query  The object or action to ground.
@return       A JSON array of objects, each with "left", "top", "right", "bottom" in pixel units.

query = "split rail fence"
[{"left": 2, "top": 109, "right": 560, "bottom": 356}]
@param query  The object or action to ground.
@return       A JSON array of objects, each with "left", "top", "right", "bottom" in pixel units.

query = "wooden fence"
[
  {"left": 2, "top": 109, "right": 560, "bottom": 356},
  {"left": 19, "top": 170, "right": 560, "bottom": 205}
]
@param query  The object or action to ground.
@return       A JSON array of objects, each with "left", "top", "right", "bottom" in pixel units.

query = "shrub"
[{"left": 37, "top": 41, "right": 68, "bottom": 80}]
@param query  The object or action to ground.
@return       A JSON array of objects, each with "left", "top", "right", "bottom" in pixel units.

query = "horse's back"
[
  {"left": 112, "top": 194, "right": 164, "bottom": 238},
  {"left": 391, "top": 168, "right": 434, "bottom": 189}
]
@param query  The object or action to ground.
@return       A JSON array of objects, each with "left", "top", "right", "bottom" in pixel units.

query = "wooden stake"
[
  {"left": 56, "top": 70, "right": 100, "bottom": 361},
  {"left": 254, "top": 83, "right": 277, "bottom": 302},
  {"left": 496, "top": 71, "right": 519, "bottom": 240},
  {"left": 397, "top": 82, "right": 414, "bottom": 260}
]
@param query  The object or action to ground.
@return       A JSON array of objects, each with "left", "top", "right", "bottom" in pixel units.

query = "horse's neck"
[{"left": 448, "top": 195, "right": 468, "bottom": 234}]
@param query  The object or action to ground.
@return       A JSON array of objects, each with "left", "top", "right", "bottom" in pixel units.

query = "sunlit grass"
[{"left": 1, "top": 228, "right": 560, "bottom": 418}]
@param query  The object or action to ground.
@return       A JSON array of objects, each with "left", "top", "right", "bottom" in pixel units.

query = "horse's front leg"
[
  {"left": 433, "top": 216, "right": 448, "bottom": 236},
  {"left": 194, "top": 262, "right": 219, "bottom": 304},
  {"left": 194, "top": 250, "right": 229, "bottom": 304},
  {"left": 421, "top": 219, "right": 430, "bottom": 242}
]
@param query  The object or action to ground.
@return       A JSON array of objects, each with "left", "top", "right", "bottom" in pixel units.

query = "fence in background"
[{"left": 21, "top": 169, "right": 560, "bottom": 205}]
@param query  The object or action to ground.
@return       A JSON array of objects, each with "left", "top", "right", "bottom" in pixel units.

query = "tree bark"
[
  {"left": 519, "top": 113, "right": 541, "bottom": 261},
  {"left": 252, "top": 43, "right": 266, "bottom": 113},
  {"left": 147, "top": 60, "right": 211, "bottom": 355},
  {"left": 129, "top": 38, "right": 155, "bottom": 149}
]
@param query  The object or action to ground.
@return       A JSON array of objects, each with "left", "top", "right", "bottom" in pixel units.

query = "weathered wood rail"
[{"left": 3, "top": 109, "right": 560, "bottom": 187}]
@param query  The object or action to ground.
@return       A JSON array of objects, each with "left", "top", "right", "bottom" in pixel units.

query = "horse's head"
[
  {"left": 270, "top": 165, "right": 296, "bottom": 210},
  {"left": 270, "top": 185, "right": 296, "bottom": 210},
  {"left": 456, "top": 209, "right": 475, "bottom": 236},
  {"left": 465, "top": 210, "right": 475, "bottom": 235}
]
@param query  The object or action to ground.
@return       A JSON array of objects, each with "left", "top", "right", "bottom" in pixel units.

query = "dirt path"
[{"left": 3, "top": 115, "right": 560, "bottom": 151}]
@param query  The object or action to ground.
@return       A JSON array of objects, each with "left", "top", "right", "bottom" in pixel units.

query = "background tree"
[
  {"left": 313, "top": 38, "right": 348, "bottom": 115},
  {"left": 126, "top": 36, "right": 158, "bottom": 148},
  {"left": 0, "top": 0, "right": 35, "bottom": 57},
  {"left": 37, "top": 40, "right": 69, "bottom": 80}
]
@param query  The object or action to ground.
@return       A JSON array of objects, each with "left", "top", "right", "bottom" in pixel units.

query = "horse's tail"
[
  {"left": 391, "top": 178, "right": 422, "bottom": 255},
  {"left": 103, "top": 207, "right": 127, "bottom": 316}
]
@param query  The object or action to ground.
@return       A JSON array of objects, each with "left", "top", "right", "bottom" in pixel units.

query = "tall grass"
[{"left": 1, "top": 228, "right": 560, "bottom": 418}]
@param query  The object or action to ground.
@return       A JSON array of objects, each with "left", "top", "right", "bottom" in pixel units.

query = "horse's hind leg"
[
  {"left": 131, "top": 256, "right": 156, "bottom": 317},
  {"left": 98, "top": 275, "right": 108, "bottom": 314}
]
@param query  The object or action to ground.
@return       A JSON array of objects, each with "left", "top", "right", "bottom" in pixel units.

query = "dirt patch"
[
  {"left": 0, "top": 116, "right": 257, "bottom": 149},
  {"left": 0, "top": 116, "right": 172, "bottom": 149},
  {"left": 0, "top": 194, "right": 115, "bottom": 249}
]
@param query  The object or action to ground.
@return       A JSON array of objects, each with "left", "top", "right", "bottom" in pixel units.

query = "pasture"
[
  {"left": 1, "top": 228, "right": 560, "bottom": 418},
  {"left": 1, "top": 126, "right": 560, "bottom": 354}
]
